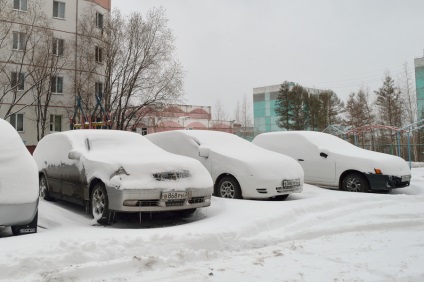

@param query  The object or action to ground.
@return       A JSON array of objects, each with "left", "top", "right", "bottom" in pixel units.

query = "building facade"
[
  {"left": 415, "top": 53, "right": 424, "bottom": 121},
  {"left": 253, "top": 82, "right": 325, "bottom": 134},
  {"left": 0, "top": 0, "right": 111, "bottom": 151},
  {"left": 133, "top": 104, "right": 236, "bottom": 135}
]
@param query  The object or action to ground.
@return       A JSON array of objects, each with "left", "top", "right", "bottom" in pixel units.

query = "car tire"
[
  {"left": 11, "top": 211, "right": 38, "bottom": 236},
  {"left": 275, "top": 194, "right": 289, "bottom": 201},
  {"left": 342, "top": 172, "right": 369, "bottom": 192},
  {"left": 217, "top": 176, "right": 242, "bottom": 199},
  {"left": 39, "top": 175, "right": 54, "bottom": 201},
  {"left": 91, "top": 182, "right": 111, "bottom": 224}
]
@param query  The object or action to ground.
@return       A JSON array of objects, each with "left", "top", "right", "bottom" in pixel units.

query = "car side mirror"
[
  {"left": 198, "top": 146, "right": 210, "bottom": 158},
  {"left": 320, "top": 152, "right": 328, "bottom": 158},
  {"left": 68, "top": 149, "right": 82, "bottom": 160}
]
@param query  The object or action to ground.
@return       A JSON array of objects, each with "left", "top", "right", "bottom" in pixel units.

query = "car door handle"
[{"left": 298, "top": 159, "right": 304, "bottom": 161}]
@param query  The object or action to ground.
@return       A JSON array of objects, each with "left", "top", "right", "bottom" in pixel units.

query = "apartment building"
[
  {"left": 0, "top": 0, "right": 111, "bottom": 151},
  {"left": 253, "top": 82, "right": 325, "bottom": 134}
]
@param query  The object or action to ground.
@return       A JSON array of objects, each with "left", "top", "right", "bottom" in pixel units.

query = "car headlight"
[{"left": 110, "top": 167, "right": 129, "bottom": 179}]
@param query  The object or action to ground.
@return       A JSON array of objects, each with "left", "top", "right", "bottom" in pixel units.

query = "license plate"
[
  {"left": 282, "top": 179, "right": 300, "bottom": 188},
  {"left": 401, "top": 175, "right": 411, "bottom": 182},
  {"left": 161, "top": 191, "right": 192, "bottom": 200}
]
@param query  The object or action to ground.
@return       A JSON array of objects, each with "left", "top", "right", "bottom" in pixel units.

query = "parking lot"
[{"left": 1, "top": 168, "right": 423, "bottom": 281}]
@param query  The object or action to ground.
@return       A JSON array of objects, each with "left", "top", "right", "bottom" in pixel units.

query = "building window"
[
  {"left": 51, "top": 76, "right": 63, "bottom": 93},
  {"left": 141, "top": 128, "right": 147, "bottom": 135},
  {"left": 53, "top": 1, "right": 65, "bottom": 19},
  {"left": 10, "top": 113, "right": 24, "bottom": 132},
  {"left": 95, "top": 46, "right": 103, "bottom": 63},
  {"left": 13, "top": 0, "right": 27, "bottom": 11},
  {"left": 11, "top": 72, "right": 25, "bottom": 90},
  {"left": 95, "top": 82, "right": 103, "bottom": 97},
  {"left": 52, "top": 38, "right": 64, "bottom": 56},
  {"left": 96, "top": 12, "right": 104, "bottom": 29},
  {"left": 50, "top": 115, "right": 62, "bottom": 132},
  {"left": 12, "top": 32, "right": 26, "bottom": 51}
]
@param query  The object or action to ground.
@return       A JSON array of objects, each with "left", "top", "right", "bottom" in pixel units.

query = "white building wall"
[{"left": 0, "top": 0, "right": 110, "bottom": 148}]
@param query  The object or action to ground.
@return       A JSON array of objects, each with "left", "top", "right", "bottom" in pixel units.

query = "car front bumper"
[
  {"left": 365, "top": 174, "right": 411, "bottom": 191},
  {"left": 239, "top": 176, "right": 303, "bottom": 199},
  {"left": 106, "top": 187, "right": 213, "bottom": 212},
  {"left": 0, "top": 199, "right": 38, "bottom": 227}
]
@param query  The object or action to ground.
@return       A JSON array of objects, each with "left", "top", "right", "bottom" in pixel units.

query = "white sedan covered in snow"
[
  {"left": 146, "top": 130, "right": 304, "bottom": 200},
  {"left": 33, "top": 130, "right": 213, "bottom": 224},
  {"left": 253, "top": 131, "right": 411, "bottom": 192},
  {"left": 0, "top": 118, "right": 38, "bottom": 235}
]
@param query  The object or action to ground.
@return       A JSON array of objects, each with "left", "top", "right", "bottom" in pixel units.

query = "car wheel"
[
  {"left": 342, "top": 173, "right": 369, "bottom": 192},
  {"left": 39, "top": 175, "right": 54, "bottom": 201},
  {"left": 91, "top": 182, "right": 111, "bottom": 224},
  {"left": 11, "top": 211, "right": 38, "bottom": 236},
  {"left": 217, "top": 176, "right": 242, "bottom": 199}
]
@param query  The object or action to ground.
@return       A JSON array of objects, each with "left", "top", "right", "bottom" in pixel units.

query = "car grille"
[
  {"left": 124, "top": 200, "right": 159, "bottom": 207},
  {"left": 153, "top": 170, "right": 191, "bottom": 181},
  {"left": 188, "top": 197, "right": 205, "bottom": 204},
  {"left": 165, "top": 200, "right": 185, "bottom": 207},
  {"left": 256, "top": 188, "right": 268, "bottom": 194}
]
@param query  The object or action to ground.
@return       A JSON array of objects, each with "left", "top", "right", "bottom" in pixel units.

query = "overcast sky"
[{"left": 113, "top": 0, "right": 424, "bottom": 117}]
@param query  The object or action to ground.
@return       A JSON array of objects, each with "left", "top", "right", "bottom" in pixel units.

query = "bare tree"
[
  {"left": 239, "top": 94, "right": 253, "bottom": 138},
  {"left": 213, "top": 99, "right": 228, "bottom": 123},
  {"left": 0, "top": 0, "right": 53, "bottom": 119},
  {"left": 104, "top": 8, "right": 184, "bottom": 130},
  {"left": 399, "top": 62, "right": 417, "bottom": 125},
  {"left": 398, "top": 62, "right": 418, "bottom": 160}
]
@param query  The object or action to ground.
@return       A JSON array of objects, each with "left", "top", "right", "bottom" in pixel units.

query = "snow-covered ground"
[{"left": 1, "top": 168, "right": 424, "bottom": 281}]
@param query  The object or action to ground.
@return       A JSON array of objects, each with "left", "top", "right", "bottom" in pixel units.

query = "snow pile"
[{"left": 0, "top": 168, "right": 423, "bottom": 281}]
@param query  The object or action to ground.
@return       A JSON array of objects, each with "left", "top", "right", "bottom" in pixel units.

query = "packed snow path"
[{"left": 1, "top": 168, "right": 424, "bottom": 281}]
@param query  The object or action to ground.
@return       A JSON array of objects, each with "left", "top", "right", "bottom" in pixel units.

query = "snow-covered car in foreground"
[
  {"left": 253, "top": 131, "right": 411, "bottom": 192},
  {"left": 0, "top": 118, "right": 38, "bottom": 235},
  {"left": 33, "top": 130, "right": 213, "bottom": 224},
  {"left": 146, "top": 130, "right": 304, "bottom": 200}
]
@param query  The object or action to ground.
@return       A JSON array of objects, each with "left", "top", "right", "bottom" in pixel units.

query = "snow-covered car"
[
  {"left": 146, "top": 130, "right": 304, "bottom": 200},
  {"left": 33, "top": 130, "right": 213, "bottom": 224},
  {"left": 0, "top": 118, "right": 38, "bottom": 236},
  {"left": 253, "top": 131, "right": 411, "bottom": 192}
]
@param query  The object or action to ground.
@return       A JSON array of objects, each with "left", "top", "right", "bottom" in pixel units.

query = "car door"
[
  {"left": 298, "top": 146, "right": 336, "bottom": 186},
  {"left": 42, "top": 136, "right": 64, "bottom": 196},
  {"left": 280, "top": 135, "right": 336, "bottom": 186},
  {"left": 59, "top": 139, "right": 85, "bottom": 204}
]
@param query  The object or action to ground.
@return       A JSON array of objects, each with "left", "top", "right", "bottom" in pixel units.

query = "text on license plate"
[
  {"left": 282, "top": 179, "right": 300, "bottom": 188},
  {"left": 162, "top": 191, "right": 192, "bottom": 200},
  {"left": 401, "top": 175, "right": 411, "bottom": 182}
]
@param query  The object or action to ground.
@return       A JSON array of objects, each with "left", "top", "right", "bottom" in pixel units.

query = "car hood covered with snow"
[
  {"left": 34, "top": 130, "right": 213, "bottom": 190},
  {"left": 0, "top": 118, "right": 38, "bottom": 205}
]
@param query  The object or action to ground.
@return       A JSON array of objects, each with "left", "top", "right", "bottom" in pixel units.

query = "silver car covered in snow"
[{"left": 33, "top": 130, "right": 213, "bottom": 224}]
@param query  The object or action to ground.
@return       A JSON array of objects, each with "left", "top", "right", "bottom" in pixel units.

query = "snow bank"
[{"left": 0, "top": 168, "right": 423, "bottom": 281}]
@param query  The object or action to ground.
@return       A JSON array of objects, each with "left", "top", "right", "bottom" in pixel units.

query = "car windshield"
[
  {"left": 89, "top": 134, "right": 160, "bottom": 153},
  {"left": 184, "top": 130, "right": 253, "bottom": 148},
  {"left": 304, "top": 132, "right": 357, "bottom": 152}
]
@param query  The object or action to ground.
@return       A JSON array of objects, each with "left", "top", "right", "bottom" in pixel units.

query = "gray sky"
[{"left": 113, "top": 0, "right": 424, "bottom": 117}]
